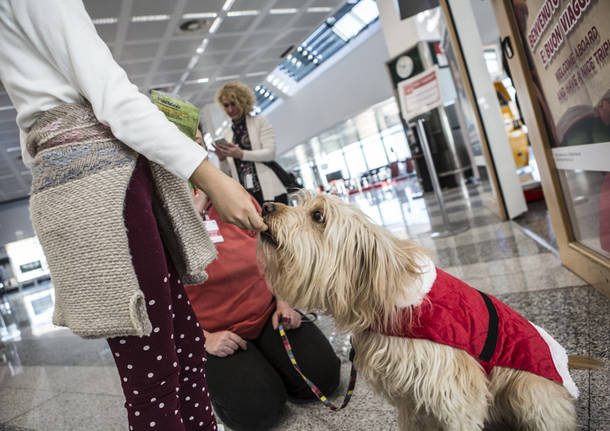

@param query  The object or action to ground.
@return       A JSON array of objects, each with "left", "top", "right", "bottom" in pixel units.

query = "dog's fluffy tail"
[{"left": 567, "top": 355, "right": 604, "bottom": 370}]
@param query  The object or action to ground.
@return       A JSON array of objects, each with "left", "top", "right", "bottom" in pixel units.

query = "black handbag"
[{"left": 263, "top": 161, "right": 301, "bottom": 190}]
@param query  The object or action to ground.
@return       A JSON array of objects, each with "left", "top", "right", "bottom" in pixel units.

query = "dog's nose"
[{"left": 261, "top": 202, "right": 276, "bottom": 216}]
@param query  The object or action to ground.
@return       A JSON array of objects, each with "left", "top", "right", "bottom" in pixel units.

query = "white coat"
[{"left": 220, "top": 114, "right": 287, "bottom": 201}]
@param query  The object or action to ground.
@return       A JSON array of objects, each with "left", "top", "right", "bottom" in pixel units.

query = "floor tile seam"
[
  {"left": 4, "top": 390, "right": 64, "bottom": 424},
  {"left": 433, "top": 248, "right": 550, "bottom": 267},
  {"left": 474, "top": 283, "right": 591, "bottom": 295},
  {"left": 510, "top": 220, "right": 559, "bottom": 257},
  {"left": 60, "top": 389, "right": 124, "bottom": 398},
  {"left": 441, "top": 255, "right": 564, "bottom": 277}
]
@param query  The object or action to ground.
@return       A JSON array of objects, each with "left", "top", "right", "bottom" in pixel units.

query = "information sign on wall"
[
  {"left": 512, "top": 0, "right": 610, "bottom": 257},
  {"left": 397, "top": 66, "right": 443, "bottom": 121}
]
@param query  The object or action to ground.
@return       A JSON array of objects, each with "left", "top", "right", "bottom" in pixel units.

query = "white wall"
[{"left": 264, "top": 27, "right": 394, "bottom": 154}]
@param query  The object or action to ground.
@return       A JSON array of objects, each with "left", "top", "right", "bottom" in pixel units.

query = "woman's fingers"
[{"left": 229, "top": 333, "right": 247, "bottom": 350}]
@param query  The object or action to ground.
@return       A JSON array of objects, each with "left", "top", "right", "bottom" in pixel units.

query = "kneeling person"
[{"left": 185, "top": 189, "right": 340, "bottom": 431}]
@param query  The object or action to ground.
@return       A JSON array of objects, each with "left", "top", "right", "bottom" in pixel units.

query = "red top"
[
  {"left": 380, "top": 269, "right": 565, "bottom": 387},
  {"left": 184, "top": 200, "right": 275, "bottom": 340}
]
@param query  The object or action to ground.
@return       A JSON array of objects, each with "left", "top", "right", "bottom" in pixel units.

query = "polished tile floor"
[{"left": 1, "top": 180, "right": 608, "bottom": 430}]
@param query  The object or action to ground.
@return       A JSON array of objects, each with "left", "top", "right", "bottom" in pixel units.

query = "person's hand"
[
  {"left": 212, "top": 142, "right": 227, "bottom": 161},
  {"left": 192, "top": 189, "right": 208, "bottom": 214},
  {"left": 204, "top": 330, "right": 247, "bottom": 357},
  {"left": 213, "top": 141, "right": 243, "bottom": 159},
  {"left": 190, "top": 160, "right": 267, "bottom": 231},
  {"left": 272, "top": 300, "right": 302, "bottom": 330}
]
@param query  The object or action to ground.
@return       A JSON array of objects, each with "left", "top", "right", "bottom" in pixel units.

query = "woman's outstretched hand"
[{"left": 190, "top": 159, "right": 266, "bottom": 231}]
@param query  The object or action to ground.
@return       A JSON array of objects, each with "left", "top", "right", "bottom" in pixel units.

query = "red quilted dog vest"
[{"left": 378, "top": 267, "right": 578, "bottom": 398}]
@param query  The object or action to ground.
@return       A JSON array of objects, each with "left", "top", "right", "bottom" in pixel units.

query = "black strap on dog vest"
[{"left": 477, "top": 290, "right": 499, "bottom": 362}]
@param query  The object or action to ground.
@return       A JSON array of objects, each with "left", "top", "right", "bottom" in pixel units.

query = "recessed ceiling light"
[
  {"left": 131, "top": 14, "right": 171, "bottom": 23},
  {"left": 227, "top": 10, "right": 259, "bottom": 17},
  {"left": 222, "top": 0, "right": 236, "bottom": 12},
  {"left": 92, "top": 17, "right": 118, "bottom": 25},
  {"left": 270, "top": 8, "right": 298, "bottom": 15},
  {"left": 307, "top": 7, "right": 333, "bottom": 13},
  {"left": 209, "top": 17, "right": 223, "bottom": 33},
  {"left": 246, "top": 71, "right": 268, "bottom": 77},
  {"left": 185, "top": 78, "right": 209, "bottom": 84},
  {"left": 182, "top": 13, "right": 217, "bottom": 19},
  {"left": 196, "top": 38, "right": 209, "bottom": 54},
  {"left": 216, "top": 74, "right": 240, "bottom": 81}
]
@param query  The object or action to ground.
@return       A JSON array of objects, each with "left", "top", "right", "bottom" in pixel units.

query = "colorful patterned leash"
[{"left": 278, "top": 316, "right": 358, "bottom": 411}]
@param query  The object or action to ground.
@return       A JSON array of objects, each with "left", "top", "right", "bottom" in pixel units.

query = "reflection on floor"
[{"left": 1, "top": 181, "right": 608, "bottom": 431}]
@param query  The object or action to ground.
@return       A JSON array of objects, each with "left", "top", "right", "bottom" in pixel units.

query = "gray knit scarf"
[{"left": 27, "top": 102, "right": 217, "bottom": 339}]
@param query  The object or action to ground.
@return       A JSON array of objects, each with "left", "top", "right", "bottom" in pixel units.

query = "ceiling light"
[
  {"left": 193, "top": 78, "right": 209, "bottom": 83},
  {"left": 92, "top": 17, "right": 118, "bottom": 25},
  {"left": 216, "top": 74, "right": 240, "bottom": 81},
  {"left": 131, "top": 14, "right": 171, "bottom": 23},
  {"left": 296, "top": 61, "right": 302, "bottom": 67},
  {"left": 290, "top": 57, "right": 297, "bottom": 64},
  {"left": 308, "top": 54, "right": 313, "bottom": 60},
  {"left": 222, "top": 120, "right": 228, "bottom": 126},
  {"left": 297, "top": 46, "right": 302, "bottom": 51},
  {"left": 272, "top": 78, "right": 279, "bottom": 86},
  {"left": 303, "top": 49, "right": 308, "bottom": 56},
  {"left": 258, "top": 88, "right": 265, "bottom": 94},
  {"left": 182, "top": 13, "right": 217, "bottom": 19},
  {"left": 245, "top": 71, "right": 268, "bottom": 77},
  {"left": 227, "top": 10, "right": 259, "bottom": 17},
  {"left": 266, "top": 75, "right": 274, "bottom": 82},
  {"left": 307, "top": 7, "right": 332, "bottom": 13},
  {"left": 187, "top": 55, "right": 200, "bottom": 70},
  {"left": 313, "top": 58, "right": 319, "bottom": 64},
  {"left": 6, "top": 146, "right": 20, "bottom": 153},
  {"left": 264, "top": 92, "right": 270, "bottom": 97},
  {"left": 180, "top": 19, "right": 209, "bottom": 32},
  {"left": 222, "top": 0, "right": 236, "bottom": 12},
  {"left": 270, "top": 8, "right": 298, "bottom": 15},
  {"left": 209, "top": 17, "right": 223, "bottom": 33},
  {"left": 196, "top": 38, "right": 209, "bottom": 54},
  {"left": 269, "top": 95, "right": 274, "bottom": 100}
]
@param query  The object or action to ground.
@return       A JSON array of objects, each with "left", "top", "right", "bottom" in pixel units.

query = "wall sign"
[{"left": 397, "top": 66, "right": 443, "bottom": 121}]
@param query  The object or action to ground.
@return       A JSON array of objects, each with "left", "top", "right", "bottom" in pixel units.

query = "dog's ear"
[
  {"left": 327, "top": 223, "right": 401, "bottom": 331},
  {"left": 342, "top": 224, "right": 426, "bottom": 332}
]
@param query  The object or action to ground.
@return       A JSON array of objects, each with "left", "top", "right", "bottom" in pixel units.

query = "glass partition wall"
[{"left": 277, "top": 97, "right": 416, "bottom": 196}]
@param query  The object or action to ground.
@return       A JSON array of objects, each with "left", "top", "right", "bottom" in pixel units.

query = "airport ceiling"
[{"left": 0, "top": 0, "right": 344, "bottom": 203}]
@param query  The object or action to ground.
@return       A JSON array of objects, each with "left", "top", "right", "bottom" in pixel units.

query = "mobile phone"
[{"left": 214, "top": 138, "right": 229, "bottom": 146}]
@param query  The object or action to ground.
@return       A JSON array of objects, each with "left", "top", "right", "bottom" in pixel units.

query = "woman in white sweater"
[
  {"left": 0, "top": 1, "right": 265, "bottom": 430},
  {"left": 213, "top": 82, "right": 288, "bottom": 205}
]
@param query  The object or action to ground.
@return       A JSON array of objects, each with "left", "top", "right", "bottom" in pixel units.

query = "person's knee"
[
  {"left": 288, "top": 345, "right": 341, "bottom": 401},
  {"left": 212, "top": 389, "right": 285, "bottom": 431}
]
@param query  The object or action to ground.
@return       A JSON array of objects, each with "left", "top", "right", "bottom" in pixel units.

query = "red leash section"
[{"left": 278, "top": 316, "right": 357, "bottom": 411}]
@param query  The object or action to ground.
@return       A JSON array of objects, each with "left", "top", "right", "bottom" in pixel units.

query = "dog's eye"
[{"left": 311, "top": 210, "right": 325, "bottom": 224}]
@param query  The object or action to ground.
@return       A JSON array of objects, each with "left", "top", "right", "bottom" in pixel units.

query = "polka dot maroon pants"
[{"left": 107, "top": 157, "right": 217, "bottom": 431}]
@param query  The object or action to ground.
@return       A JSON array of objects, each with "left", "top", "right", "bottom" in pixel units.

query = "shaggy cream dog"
[{"left": 258, "top": 194, "right": 597, "bottom": 431}]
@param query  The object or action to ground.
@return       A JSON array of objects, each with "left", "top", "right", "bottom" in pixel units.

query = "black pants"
[{"left": 205, "top": 316, "right": 340, "bottom": 431}]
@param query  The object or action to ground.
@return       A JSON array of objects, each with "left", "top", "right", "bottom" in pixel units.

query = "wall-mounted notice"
[
  {"left": 513, "top": 0, "right": 610, "bottom": 149},
  {"left": 397, "top": 66, "right": 442, "bottom": 121},
  {"left": 512, "top": 0, "right": 610, "bottom": 257}
]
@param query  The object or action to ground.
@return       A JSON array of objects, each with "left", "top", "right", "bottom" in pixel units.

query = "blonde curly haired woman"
[{"left": 213, "top": 82, "right": 288, "bottom": 205}]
